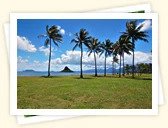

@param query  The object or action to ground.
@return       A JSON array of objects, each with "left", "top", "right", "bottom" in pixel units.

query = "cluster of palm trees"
[
  {"left": 39, "top": 20, "right": 148, "bottom": 78},
  {"left": 71, "top": 20, "right": 148, "bottom": 78}
]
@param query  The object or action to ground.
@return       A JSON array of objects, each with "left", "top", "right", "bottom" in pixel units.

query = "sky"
[{"left": 17, "top": 19, "right": 152, "bottom": 71}]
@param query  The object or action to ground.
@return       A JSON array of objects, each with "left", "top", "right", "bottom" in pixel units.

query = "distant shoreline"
[{"left": 17, "top": 72, "right": 119, "bottom": 77}]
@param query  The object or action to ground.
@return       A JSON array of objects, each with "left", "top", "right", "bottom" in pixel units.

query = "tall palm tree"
[
  {"left": 122, "top": 20, "right": 148, "bottom": 78},
  {"left": 100, "top": 39, "right": 113, "bottom": 76},
  {"left": 112, "top": 55, "right": 118, "bottom": 75},
  {"left": 113, "top": 36, "right": 132, "bottom": 77},
  {"left": 71, "top": 28, "right": 91, "bottom": 78},
  {"left": 38, "top": 25, "right": 63, "bottom": 77},
  {"left": 87, "top": 37, "right": 101, "bottom": 76},
  {"left": 119, "top": 35, "right": 133, "bottom": 76},
  {"left": 113, "top": 42, "right": 122, "bottom": 77}
]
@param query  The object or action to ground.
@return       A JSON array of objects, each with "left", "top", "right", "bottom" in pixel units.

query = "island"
[
  {"left": 60, "top": 66, "right": 74, "bottom": 72},
  {"left": 22, "top": 69, "right": 36, "bottom": 72}
]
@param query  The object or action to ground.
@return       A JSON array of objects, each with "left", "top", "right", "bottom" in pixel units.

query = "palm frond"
[
  {"left": 52, "top": 39, "right": 59, "bottom": 47},
  {"left": 44, "top": 38, "right": 50, "bottom": 47},
  {"left": 72, "top": 43, "right": 79, "bottom": 51},
  {"left": 71, "top": 39, "right": 79, "bottom": 44},
  {"left": 46, "top": 25, "right": 49, "bottom": 34},
  {"left": 136, "top": 24, "right": 144, "bottom": 31},
  {"left": 88, "top": 50, "right": 92, "bottom": 57}
]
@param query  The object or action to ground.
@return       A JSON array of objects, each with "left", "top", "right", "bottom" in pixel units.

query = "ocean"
[
  {"left": 17, "top": 71, "right": 80, "bottom": 76},
  {"left": 17, "top": 70, "right": 119, "bottom": 76}
]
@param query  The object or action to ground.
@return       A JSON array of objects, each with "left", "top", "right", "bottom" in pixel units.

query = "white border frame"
[
  {"left": 89, "top": 3, "right": 151, "bottom": 13},
  {"left": 10, "top": 13, "right": 158, "bottom": 115}
]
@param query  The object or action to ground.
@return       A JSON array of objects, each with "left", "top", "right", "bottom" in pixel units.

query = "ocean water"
[
  {"left": 17, "top": 71, "right": 118, "bottom": 76},
  {"left": 17, "top": 71, "right": 80, "bottom": 76},
  {"left": 17, "top": 68, "right": 120, "bottom": 76}
]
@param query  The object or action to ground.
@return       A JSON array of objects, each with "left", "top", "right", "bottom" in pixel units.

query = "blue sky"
[{"left": 17, "top": 19, "right": 152, "bottom": 71}]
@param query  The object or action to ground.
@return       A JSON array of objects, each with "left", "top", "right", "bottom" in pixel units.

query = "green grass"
[{"left": 17, "top": 74, "right": 152, "bottom": 109}]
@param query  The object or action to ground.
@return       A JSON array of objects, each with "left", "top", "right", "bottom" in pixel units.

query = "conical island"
[{"left": 60, "top": 66, "right": 73, "bottom": 72}]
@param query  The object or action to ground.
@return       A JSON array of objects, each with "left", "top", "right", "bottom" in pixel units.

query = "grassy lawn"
[{"left": 17, "top": 74, "right": 152, "bottom": 109}]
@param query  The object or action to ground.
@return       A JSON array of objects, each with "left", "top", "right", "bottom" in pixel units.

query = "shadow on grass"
[
  {"left": 134, "top": 77, "right": 152, "bottom": 80},
  {"left": 98, "top": 75, "right": 152, "bottom": 80},
  {"left": 74, "top": 77, "right": 93, "bottom": 80},
  {"left": 73, "top": 75, "right": 124, "bottom": 79},
  {"left": 41, "top": 76, "right": 53, "bottom": 78},
  {"left": 40, "top": 76, "right": 62, "bottom": 78},
  {"left": 40, "top": 75, "right": 151, "bottom": 81}
]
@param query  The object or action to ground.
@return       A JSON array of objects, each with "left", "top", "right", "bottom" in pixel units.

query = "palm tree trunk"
[
  {"left": 48, "top": 38, "right": 52, "bottom": 77},
  {"left": 80, "top": 44, "right": 83, "bottom": 78},
  {"left": 104, "top": 52, "right": 106, "bottom": 76},
  {"left": 94, "top": 52, "right": 97, "bottom": 76},
  {"left": 119, "top": 55, "right": 121, "bottom": 77},
  {"left": 112, "top": 61, "right": 114, "bottom": 75},
  {"left": 114, "top": 63, "right": 116, "bottom": 75},
  {"left": 122, "top": 53, "right": 125, "bottom": 76},
  {"left": 132, "top": 39, "right": 135, "bottom": 78}
]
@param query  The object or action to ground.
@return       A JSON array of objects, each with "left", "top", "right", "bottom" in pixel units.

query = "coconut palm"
[
  {"left": 38, "top": 25, "right": 63, "bottom": 77},
  {"left": 122, "top": 20, "right": 148, "bottom": 78},
  {"left": 119, "top": 35, "right": 133, "bottom": 76},
  {"left": 87, "top": 37, "right": 101, "bottom": 76},
  {"left": 113, "top": 36, "right": 132, "bottom": 77},
  {"left": 100, "top": 39, "right": 113, "bottom": 76},
  {"left": 112, "top": 55, "right": 119, "bottom": 75},
  {"left": 71, "top": 28, "right": 91, "bottom": 78},
  {"left": 113, "top": 42, "right": 122, "bottom": 77}
]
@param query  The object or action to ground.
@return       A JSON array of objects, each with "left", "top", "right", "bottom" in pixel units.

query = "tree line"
[
  {"left": 124, "top": 63, "right": 152, "bottom": 75},
  {"left": 39, "top": 20, "right": 149, "bottom": 78}
]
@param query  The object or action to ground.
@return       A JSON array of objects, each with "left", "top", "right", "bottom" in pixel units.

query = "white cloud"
[
  {"left": 57, "top": 25, "right": 65, "bottom": 35},
  {"left": 17, "top": 56, "right": 29, "bottom": 71},
  {"left": 17, "top": 56, "right": 28, "bottom": 64},
  {"left": 17, "top": 50, "right": 151, "bottom": 71},
  {"left": 33, "top": 60, "right": 40, "bottom": 64},
  {"left": 137, "top": 20, "right": 152, "bottom": 31},
  {"left": 49, "top": 50, "right": 151, "bottom": 71},
  {"left": 38, "top": 46, "right": 55, "bottom": 56},
  {"left": 60, "top": 29, "right": 65, "bottom": 35},
  {"left": 57, "top": 25, "right": 61, "bottom": 30},
  {"left": 124, "top": 51, "right": 152, "bottom": 64},
  {"left": 67, "top": 32, "right": 72, "bottom": 37},
  {"left": 17, "top": 36, "right": 37, "bottom": 52},
  {"left": 17, "top": 56, "right": 47, "bottom": 71}
]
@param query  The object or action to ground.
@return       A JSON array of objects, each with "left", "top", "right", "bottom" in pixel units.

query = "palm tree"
[
  {"left": 87, "top": 37, "right": 101, "bottom": 76},
  {"left": 113, "top": 36, "right": 132, "bottom": 77},
  {"left": 122, "top": 20, "right": 148, "bottom": 78},
  {"left": 71, "top": 28, "right": 91, "bottom": 78},
  {"left": 119, "top": 35, "right": 133, "bottom": 76},
  {"left": 38, "top": 25, "right": 63, "bottom": 77},
  {"left": 112, "top": 55, "right": 118, "bottom": 75},
  {"left": 113, "top": 42, "right": 122, "bottom": 77},
  {"left": 100, "top": 39, "right": 113, "bottom": 76}
]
